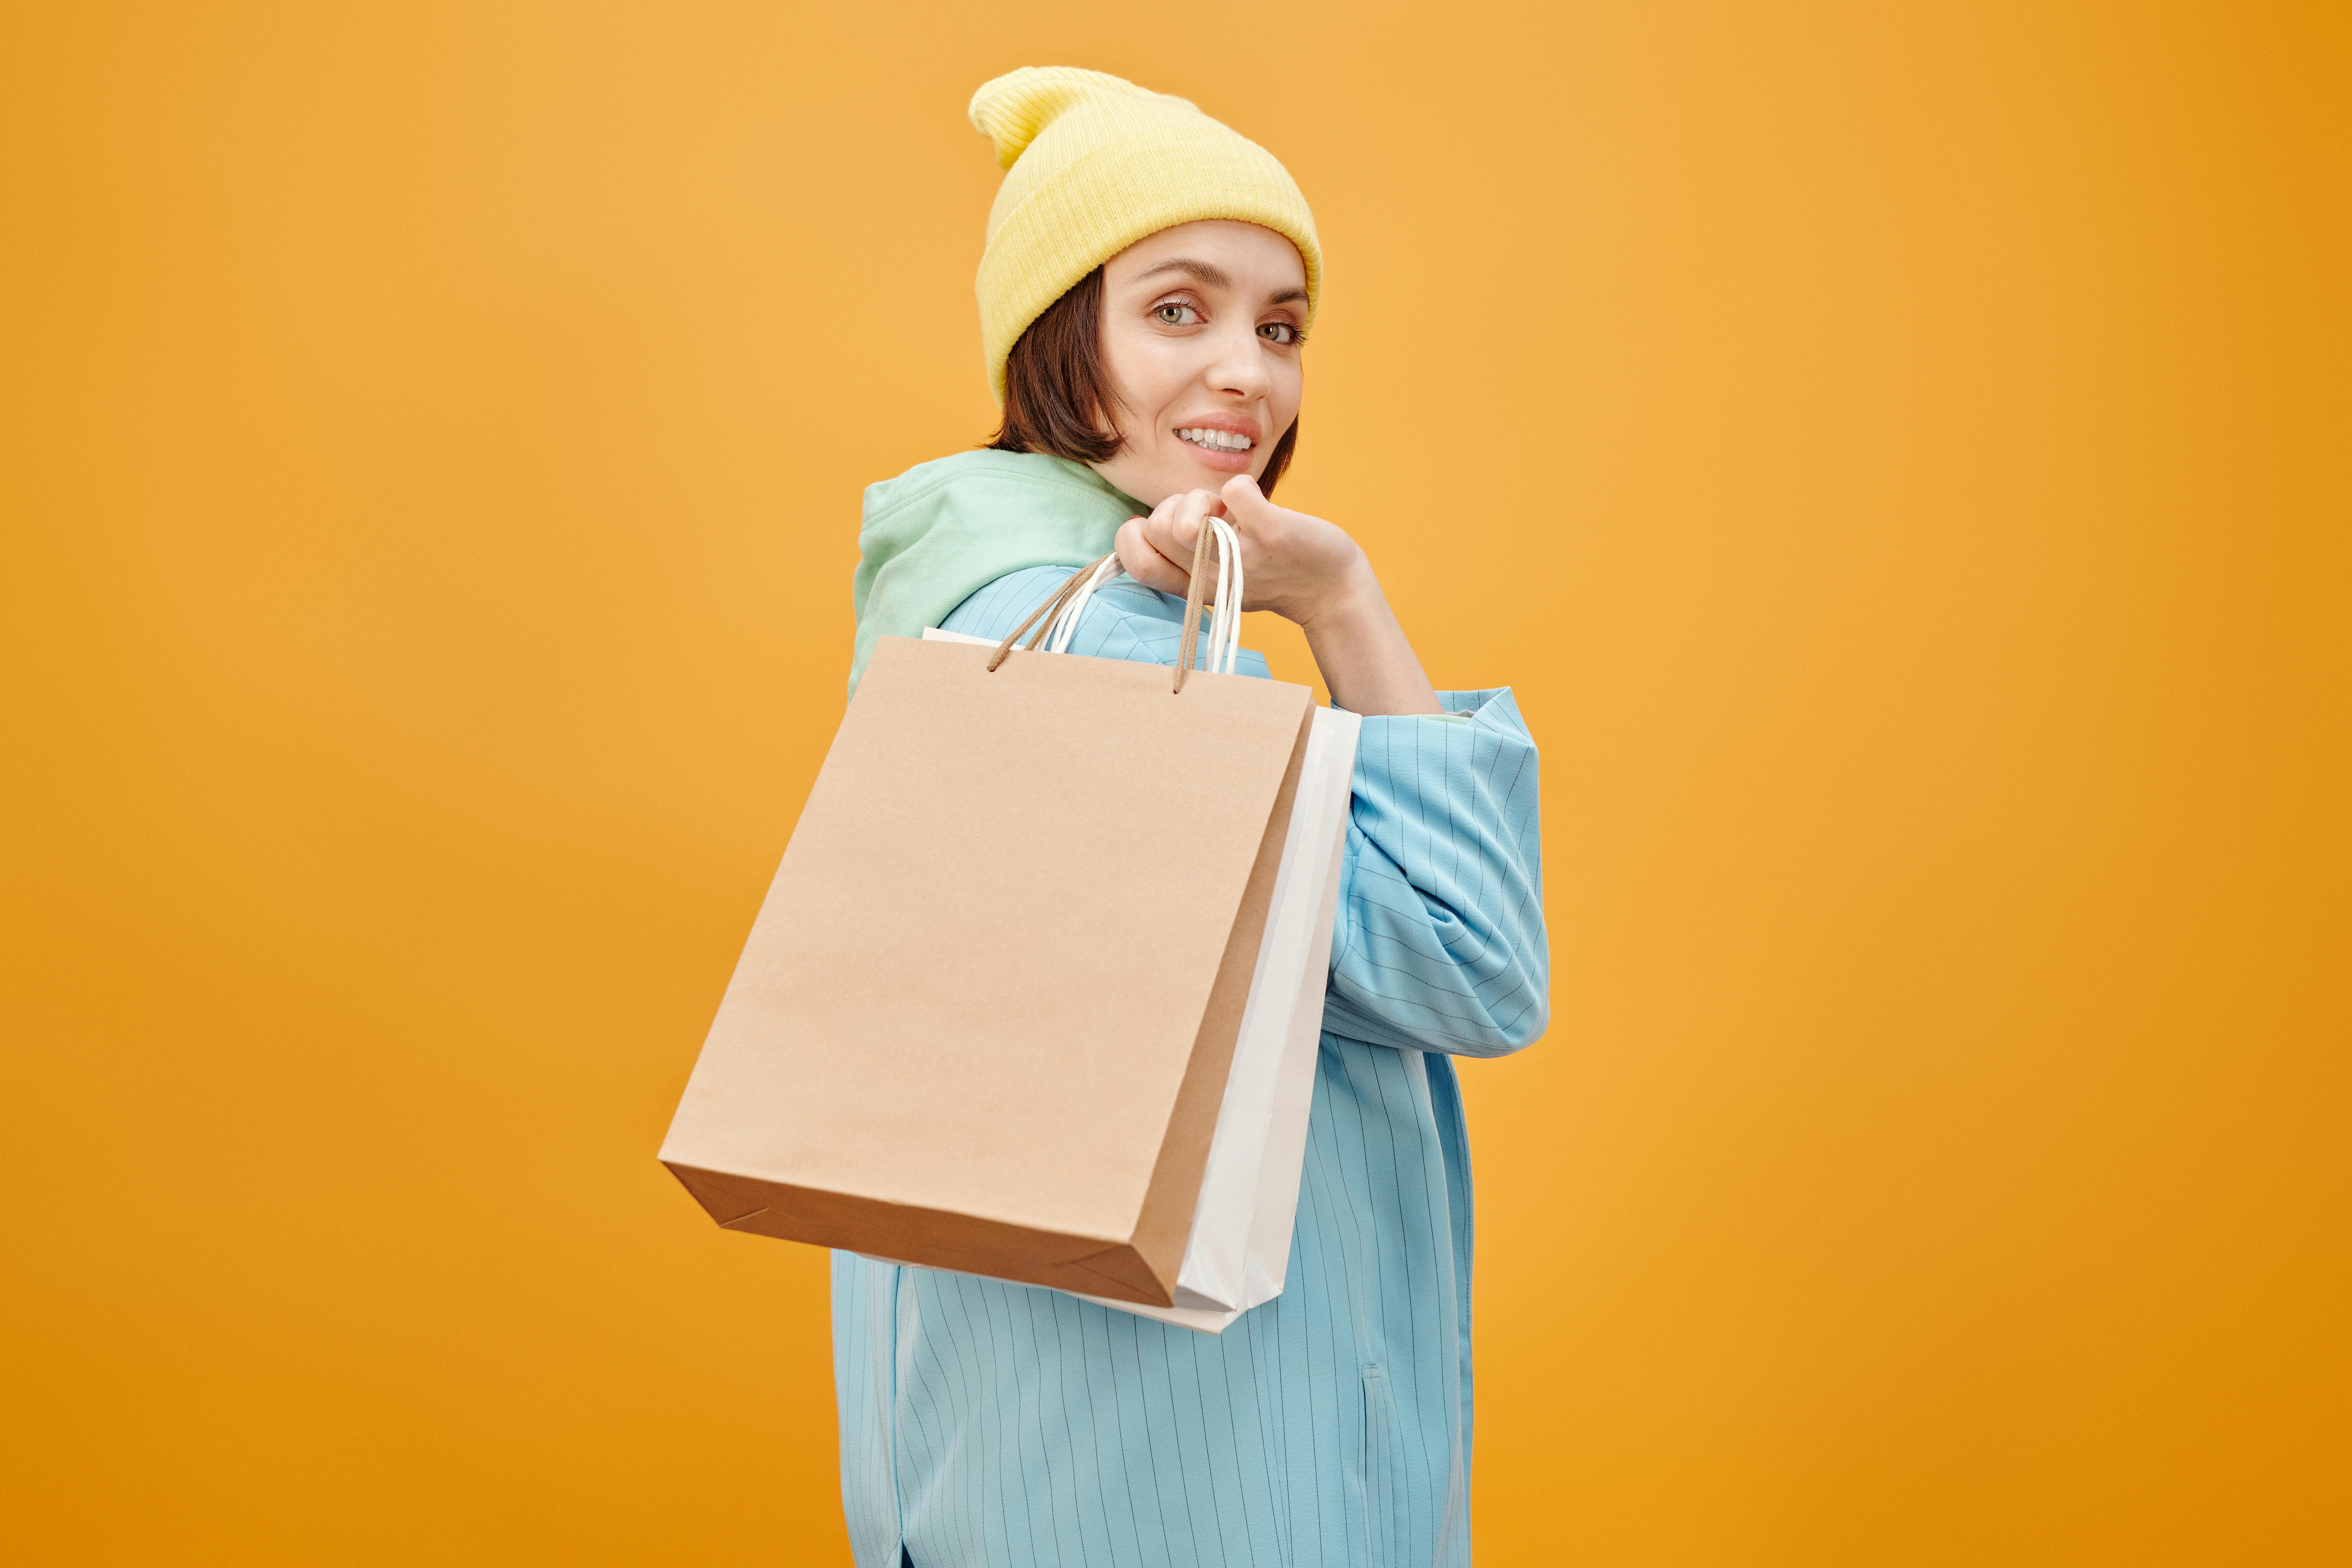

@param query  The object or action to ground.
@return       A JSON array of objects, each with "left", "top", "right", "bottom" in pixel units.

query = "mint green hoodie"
[{"left": 848, "top": 450, "right": 1145, "bottom": 693}]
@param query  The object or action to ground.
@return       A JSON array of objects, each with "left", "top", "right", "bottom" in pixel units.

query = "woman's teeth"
[{"left": 1177, "top": 427, "right": 1253, "bottom": 452}]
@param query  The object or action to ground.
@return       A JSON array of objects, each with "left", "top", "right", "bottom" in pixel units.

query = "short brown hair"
[{"left": 988, "top": 266, "right": 1299, "bottom": 497}]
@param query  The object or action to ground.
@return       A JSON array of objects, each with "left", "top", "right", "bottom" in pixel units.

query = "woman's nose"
[{"left": 1206, "top": 324, "right": 1274, "bottom": 399}]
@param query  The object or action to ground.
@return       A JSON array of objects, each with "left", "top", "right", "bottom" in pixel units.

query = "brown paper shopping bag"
[{"left": 660, "top": 552, "right": 1314, "bottom": 1306}]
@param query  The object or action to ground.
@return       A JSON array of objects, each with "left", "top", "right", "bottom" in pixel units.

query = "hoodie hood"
[{"left": 849, "top": 449, "right": 1142, "bottom": 693}]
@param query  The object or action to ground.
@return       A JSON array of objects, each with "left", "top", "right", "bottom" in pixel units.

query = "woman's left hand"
[{"left": 1112, "top": 476, "right": 1444, "bottom": 715}]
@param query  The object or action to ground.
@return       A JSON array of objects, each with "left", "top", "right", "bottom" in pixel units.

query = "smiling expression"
[{"left": 1089, "top": 220, "right": 1310, "bottom": 508}]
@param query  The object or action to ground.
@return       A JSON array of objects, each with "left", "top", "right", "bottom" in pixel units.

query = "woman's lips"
[{"left": 1174, "top": 426, "right": 1257, "bottom": 472}]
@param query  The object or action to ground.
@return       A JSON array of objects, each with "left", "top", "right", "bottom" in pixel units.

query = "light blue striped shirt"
[{"left": 834, "top": 566, "right": 1549, "bottom": 1567}]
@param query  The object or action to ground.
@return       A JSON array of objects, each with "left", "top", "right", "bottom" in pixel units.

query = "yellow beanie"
[{"left": 968, "top": 66, "right": 1322, "bottom": 401}]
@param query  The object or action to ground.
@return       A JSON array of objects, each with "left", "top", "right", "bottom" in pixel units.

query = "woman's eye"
[
  {"left": 1153, "top": 302, "right": 1201, "bottom": 326},
  {"left": 1259, "top": 321, "right": 1298, "bottom": 345}
]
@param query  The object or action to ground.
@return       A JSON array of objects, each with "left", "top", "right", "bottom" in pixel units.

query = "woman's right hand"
[
  {"left": 1113, "top": 477, "right": 1365, "bottom": 628},
  {"left": 1112, "top": 477, "right": 1443, "bottom": 715}
]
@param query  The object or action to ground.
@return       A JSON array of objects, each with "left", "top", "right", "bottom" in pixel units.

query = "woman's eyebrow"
[
  {"left": 1135, "top": 258, "right": 1310, "bottom": 308},
  {"left": 1134, "top": 258, "right": 1232, "bottom": 289}
]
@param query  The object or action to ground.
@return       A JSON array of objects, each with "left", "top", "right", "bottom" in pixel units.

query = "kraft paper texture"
[{"left": 661, "top": 635, "right": 1314, "bottom": 1304}]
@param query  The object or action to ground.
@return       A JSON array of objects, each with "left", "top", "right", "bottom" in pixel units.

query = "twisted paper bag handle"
[{"left": 985, "top": 515, "right": 1244, "bottom": 693}]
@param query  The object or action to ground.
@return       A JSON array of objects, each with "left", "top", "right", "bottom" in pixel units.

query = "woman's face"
[{"left": 1089, "top": 220, "right": 1309, "bottom": 509}]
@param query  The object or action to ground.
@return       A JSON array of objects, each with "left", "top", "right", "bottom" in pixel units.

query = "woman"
[{"left": 841, "top": 67, "right": 1548, "bottom": 1568}]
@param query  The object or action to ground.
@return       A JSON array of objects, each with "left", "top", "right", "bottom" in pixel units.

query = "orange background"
[{"left": 4, "top": 3, "right": 2346, "bottom": 1563}]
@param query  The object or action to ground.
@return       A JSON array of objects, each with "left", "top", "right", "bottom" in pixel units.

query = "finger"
[
  {"left": 1134, "top": 493, "right": 1185, "bottom": 567},
  {"left": 1145, "top": 488, "right": 1220, "bottom": 563},
  {"left": 1219, "top": 474, "right": 1293, "bottom": 540},
  {"left": 1220, "top": 473, "right": 1267, "bottom": 519},
  {"left": 1147, "top": 492, "right": 1189, "bottom": 556},
  {"left": 1114, "top": 517, "right": 1190, "bottom": 596},
  {"left": 1130, "top": 510, "right": 1191, "bottom": 570}
]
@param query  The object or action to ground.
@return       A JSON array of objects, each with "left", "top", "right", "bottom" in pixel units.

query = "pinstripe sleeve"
[{"left": 1320, "top": 690, "right": 1550, "bottom": 1058}]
